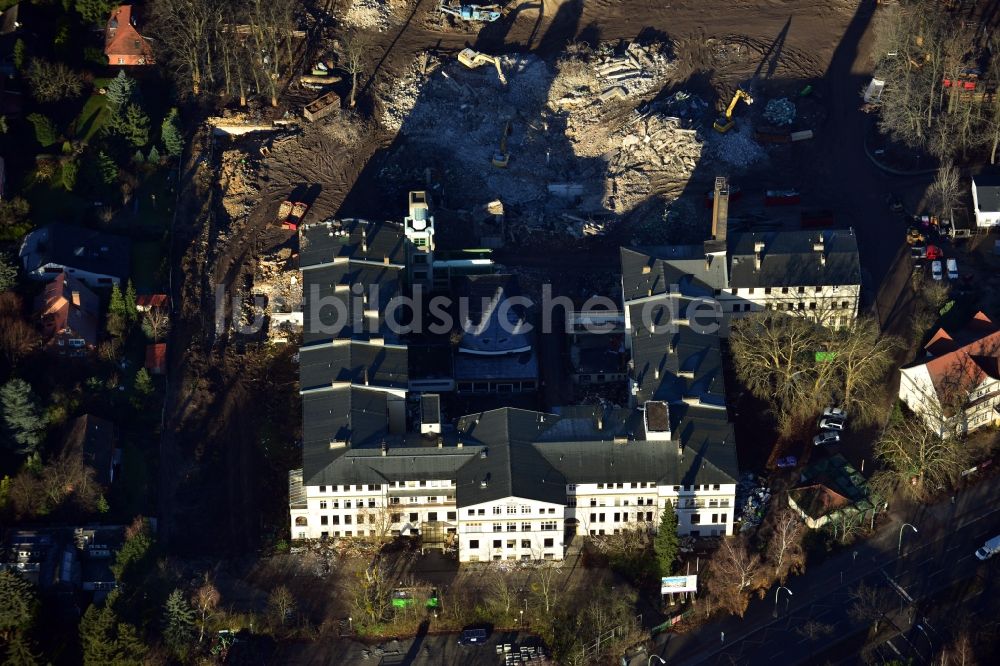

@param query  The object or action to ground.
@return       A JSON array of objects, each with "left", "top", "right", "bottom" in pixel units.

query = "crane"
[
  {"left": 439, "top": 2, "right": 502, "bottom": 22},
  {"left": 457, "top": 48, "right": 507, "bottom": 85},
  {"left": 713, "top": 89, "right": 753, "bottom": 133}
]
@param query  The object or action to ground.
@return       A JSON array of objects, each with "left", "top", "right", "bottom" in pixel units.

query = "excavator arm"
[{"left": 713, "top": 89, "right": 753, "bottom": 133}]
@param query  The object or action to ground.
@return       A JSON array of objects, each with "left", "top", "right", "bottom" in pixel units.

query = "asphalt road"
[{"left": 652, "top": 474, "right": 1000, "bottom": 665}]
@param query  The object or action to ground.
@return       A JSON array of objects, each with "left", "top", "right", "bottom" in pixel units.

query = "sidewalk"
[{"left": 655, "top": 474, "right": 1000, "bottom": 664}]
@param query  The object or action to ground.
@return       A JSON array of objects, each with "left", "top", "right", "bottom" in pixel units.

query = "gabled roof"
[
  {"left": 787, "top": 483, "right": 851, "bottom": 520},
  {"left": 20, "top": 224, "right": 130, "bottom": 282},
  {"left": 64, "top": 415, "right": 116, "bottom": 486},
  {"left": 728, "top": 229, "right": 861, "bottom": 288},
  {"left": 145, "top": 343, "right": 166, "bottom": 373},
  {"left": 136, "top": 294, "right": 167, "bottom": 308},
  {"left": 34, "top": 273, "right": 99, "bottom": 345},
  {"left": 104, "top": 5, "right": 154, "bottom": 62},
  {"left": 914, "top": 312, "right": 1000, "bottom": 401}
]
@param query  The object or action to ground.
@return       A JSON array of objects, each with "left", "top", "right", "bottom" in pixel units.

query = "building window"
[
  {"left": 344, "top": 516, "right": 352, "bottom": 525},
  {"left": 345, "top": 500, "right": 352, "bottom": 509},
  {"left": 507, "top": 506, "right": 517, "bottom": 514},
  {"left": 492, "top": 540, "right": 501, "bottom": 549},
  {"left": 521, "top": 506, "right": 530, "bottom": 514},
  {"left": 319, "top": 501, "right": 327, "bottom": 510},
  {"left": 548, "top": 508, "right": 556, "bottom": 514},
  {"left": 447, "top": 511, "right": 456, "bottom": 520},
  {"left": 470, "top": 540, "right": 480, "bottom": 549},
  {"left": 590, "top": 513, "right": 596, "bottom": 523},
  {"left": 568, "top": 499, "right": 577, "bottom": 507},
  {"left": 567, "top": 484, "right": 576, "bottom": 491},
  {"left": 541, "top": 521, "right": 557, "bottom": 531},
  {"left": 467, "top": 509, "right": 475, "bottom": 516},
  {"left": 493, "top": 524, "right": 503, "bottom": 532},
  {"left": 331, "top": 516, "right": 340, "bottom": 525},
  {"left": 506, "top": 540, "right": 516, "bottom": 549},
  {"left": 319, "top": 486, "right": 326, "bottom": 493},
  {"left": 320, "top": 516, "right": 328, "bottom": 525},
  {"left": 507, "top": 522, "right": 517, "bottom": 532},
  {"left": 391, "top": 513, "right": 401, "bottom": 523},
  {"left": 713, "top": 484, "right": 720, "bottom": 490},
  {"left": 521, "top": 539, "right": 531, "bottom": 548},
  {"left": 544, "top": 538, "right": 554, "bottom": 548},
  {"left": 521, "top": 522, "right": 530, "bottom": 532},
  {"left": 493, "top": 507, "right": 502, "bottom": 515},
  {"left": 428, "top": 512, "right": 438, "bottom": 521},
  {"left": 712, "top": 513, "right": 719, "bottom": 523},
  {"left": 692, "top": 514, "right": 701, "bottom": 524},
  {"left": 478, "top": 509, "right": 485, "bottom": 516},
  {"left": 409, "top": 513, "right": 418, "bottom": 523},
  {"left": 590, "top": 498, "right": 598, "bottom": 507},
  {"left": 419, "top": 480, "right": 426, "bottom": 487}
]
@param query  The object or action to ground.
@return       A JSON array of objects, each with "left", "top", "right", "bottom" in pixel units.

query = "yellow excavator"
[
  {"left": 713, "top": 89, "right": 753, "bottom": 133},
  {"left": 458, "top": 48, "right": 507, "bottom": 85},
  {"left": 492, "top": 121, "right": 511, "bottom": 167}
]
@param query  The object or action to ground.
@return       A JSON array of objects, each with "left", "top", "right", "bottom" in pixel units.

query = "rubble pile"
[
  {"left": 592, "top": 42, "right": 676, "bottom": 99},
  {"left": 736, "top": 473, "right": 771, "bottom": 532},
  {"left": 708, "top": 120, "right": 766, "bottom": 167},
  {"left": 219, "top": 150, "right": 260, "bottom": 219},
  {"left": 376, "top": 44, "right": 700, "bottom": 231},
  {"left": 763, "top": 97, "right": 797, "bottom": 126},
  {"left": 342, "top": 0, "right": 395, "bottom": 31}
]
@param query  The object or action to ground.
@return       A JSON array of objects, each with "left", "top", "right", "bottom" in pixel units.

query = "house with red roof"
[
  {"left": 145, "top": 343, "right": 166, "bottom": 375},
  {"left": 104, "top": 5, "right": 154, "bottom": 66},
  {"left": 135, "top": 294, "right": 167, "bottom": 312},
  {"left": 34, "top": 273, "right": 100, "bottom": 356},
  {"left": 899, "top": 311, "right": 1000, "bottom": 436}
]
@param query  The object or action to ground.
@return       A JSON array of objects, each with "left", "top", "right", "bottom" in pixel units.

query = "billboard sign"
[{"left": 661, "top": 575, "right": 698, "bottom": 594}]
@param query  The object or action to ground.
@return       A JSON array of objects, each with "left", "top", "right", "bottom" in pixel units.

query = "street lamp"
[
  {"left": 773, "top": 586, "right": 793, "bottom": 618},
  {"left": 519, "top": 609, "right": 524, "bottom": 629},
  {"left": 897, "top": 523, "right": 918, "bottom": 557},
  {"left": 647, "top": 656, "right": 667, "bottom": 666}
]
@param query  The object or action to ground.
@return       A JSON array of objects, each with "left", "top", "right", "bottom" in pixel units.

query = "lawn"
[
  {"left": 73, "top": 91, "right": 111, "bottom": 143},
  {"left": 23, "top": 179, "right": 91, "bottom": 224}
]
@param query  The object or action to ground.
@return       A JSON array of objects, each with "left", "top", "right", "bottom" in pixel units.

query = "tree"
[
  {"left": 105, "top": 71, "right": 137, "bottom": 111},
  {"left": 653, "top": 503, "right": 679, "bottom": 577},
  {"left": 764, "top": 508, "right": 806, "bottom": 584},
  {"left": 61, "top": 160, "right": 79, "bottom": 191},
  {"left": 110, "top": 517, "right": 154, "bottom": 584},
  {"left": 848, "top": 582, "right": 894, "bottom": 634},
  {"left": 25, "top": 59, "right": 83, "bottom": 102},
  {"left": 528, "top": 560, "right": 562, "bottom": 614},
  {"left": 163, "top": 589, "right": 196, "bottom": 657},
  {"left": 161, "top": 108, "right": 184, "bottom": 157},
  {"left": 0, "top": 570, "right": 37, "bottom": 642},
  {"left": 348, "top": 556, "right": 393, "bottom": 627},
  {"left": 0, "top": 294, "right": 38, "bottom": 365},
  {"left": 4, "top": 631, "right": 39, "bottom": 665},
  {"left": 12, "top": 39, "right": 25, "bottom": 71},
  {"left": 937, "top": 632, "right": 978, "bottom": 666},
  {"left": 927, "top": 162, "right": 961, "bottom": 217},
  {"left": 149, "top": 0, "right": 223, "bottom": 96},
  {"left": 75, "top": 0, "right": 118, "bottom": 25},
  {"left": 124, "top": 280, "right": 138, "bottom": 324},
  {"left": 147, "top": 145, "right": 161, "bottom": 164},
  {"left": 97, "top": 151, "right": 119, "bottom": 185},
  {"left": 703, "top": 536, "right": 764, "bottom": 617},
  {"left": 134, "top": 368, "right": 154, "bottom": 396},
  {"left": 875, "top": 412, "right": 970, "bottom": 501},
  {"left": 193, "top": 579, "right": 221, "bottom": 643},
  {"left": 0, "top": 379, "right": 45, "bottom": 455},
  {"left": 0, "top": 254, "right": 16, "bottom": 292},
  {"left": 79, "top": 598, "right": 147, "bottom": 665},
  {"left": 121, "top": 104, "right": 150, "bottom": 148},
  {"left": 26, "top": 114, "right": 58, "bottom": 148},
  {"left": 142, "top": 308, "right": 170, "bottom": 342},
  {"left": 268, "top": 585, "right": 295, "bottom": 627},
  {"left": 342, "top": 31, "right": 370, "bottom": 109},
  {"left": 107, "top": 283, "right": 128, "bottom": 338},
  {"left": 833, "top": 317, "right": 902, "bottom": 425}
]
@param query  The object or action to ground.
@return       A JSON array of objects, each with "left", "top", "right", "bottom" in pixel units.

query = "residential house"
[
  {"left": 1, "top": 526, "right": 124, "bottom": 597},
  {"left": 20, "top": 224, "right": 130, "bottom": 287},
  {"left": 64, "top": 414, "right": 119, "bottom": 486},
  {"left": 34, "top": 273, "right": 100, "bottom": 356},
  {"left": 899, "top": 311, "right": 1000, "bottom": 436},
  {"left": 972, "top": 174, "right": 1000, "bottom": 229},
  {"left": 788, "top": 454, "right": 883, "bottom": 532},
  {"left": 145, "top": 343, "right": 167, "bottom": 375},
  {"left": 104, "top": 5, "right": 154, "bottom": 66},
  {"left": 135, "top": 294, "right": 168, "bottom": 312}
]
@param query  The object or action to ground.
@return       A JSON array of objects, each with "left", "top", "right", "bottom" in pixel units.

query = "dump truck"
[
  {"left": 303, "top": 91, "right": 340, "bottom": 122},
  {"left": 278, "top": 201, "right": 309, "bottom": 230}
]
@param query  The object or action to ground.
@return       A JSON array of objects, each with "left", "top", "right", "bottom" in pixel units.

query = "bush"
[
  {"left": 27, "top": 113, "right": 58, "bottom": 147},
  {"left": 25, "top": 59, "right": 83, "bottom": 102},
  {"left": 60, "top": 160, "right": 79, "bottom": 191}
]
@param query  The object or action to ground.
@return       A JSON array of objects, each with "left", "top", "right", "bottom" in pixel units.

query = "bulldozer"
[
  {"left": 439, "top": 2, "right": 502, "bottom": 21},
  {"left": 492, "top": 121, "right": 511, "bottom": 168},
  {"left": 714, "top": 89, "right": 753, "bottom": 133},
  {"left": 457, "top": 48, "right": 507, "bottom": 85}
]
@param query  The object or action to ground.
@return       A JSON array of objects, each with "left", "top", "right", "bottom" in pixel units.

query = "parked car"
[
  {"left": 910, "top": 245, "right": 927, "bottom": 259},
  {"left": 776, "top": 456, "right": 798, "bottom": 469},
  {"left": 813, "top": 432, "right": 841, "bottom": 446},
  {"left": 947, "top": 258, "right": 958, "bottom": 280},
  {"left": 931, "top": 260, "right": 943, "bottom": 281},
  {"left": 818, "top": 416, "right": 846, "bottom": 431},
  {"left": 458, "top": 628, "right": 489, "bottom": 646},
  {"left": 823, "top": 407, "right": 847, "bottom": 419},
  {"left": 926, "top": 245, "right": 944, "bottom": 260}
]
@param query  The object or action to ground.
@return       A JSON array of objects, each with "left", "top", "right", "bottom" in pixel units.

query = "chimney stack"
[
  {"left": 711, "top": 176, "right": 729, "bottom": 242},
  {"left": 71, "top": 291, "right": 81, "bottom": 307}
]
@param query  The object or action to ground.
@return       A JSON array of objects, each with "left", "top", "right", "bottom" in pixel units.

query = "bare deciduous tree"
[
  {"left": 142, "top": 308, "right": 171, "bottom": 343},
  {"left": 704, "top": 536, "right": 765, "bottom": 617},
  {"left": 341, "top": 31, "right": 371, "bottom": 109},
  {"left": 765, "top": 508, "right": 806, "bottom": 584},
  {"left": 348, "top": 556, "right": 393, "bottom": 627},
  {"left": 193, "top": 578, "right": 221, "bottom": 643},
  {"left": 938, "top": 631, "right": 979, "bottom": 666},
  {"left": 848, "top": 583, "right": 894, "bottom": 634},
  {"left": 267, "top": 585, "right": 295, "bottom": 626}
]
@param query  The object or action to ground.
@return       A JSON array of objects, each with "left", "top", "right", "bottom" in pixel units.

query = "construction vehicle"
[
  {"left": 713, "top": 89, "right": 753, "bottom": 133},
  {"left": 492, "top": 121, "right": 511, "bottom": 168},
  {"left": 439, "top": 2, "right": 502, "bottom": 21},
  {"left": 278, "top": 201, "right": 309, "bottom": 230},
  {"left": 457, "top": 48, "right": 506, "bottom": 85}
]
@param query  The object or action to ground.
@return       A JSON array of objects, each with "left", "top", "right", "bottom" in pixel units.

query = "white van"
[
  {"left": 947, "top": 258, "right": 958, "bottom": 280},
  {"left": 975, "top": 534, "right": 1000, "bottom": 561}
]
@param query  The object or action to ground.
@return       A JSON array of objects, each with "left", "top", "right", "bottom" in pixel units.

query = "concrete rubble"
[
  {"left": 764, "top": 97, "right": 797, "bottom": 126},
  {"left": 707, "top": 120, "right": 766, "bottom": 168},
  {"left": 592, "top": 41, "right": 676, "bottom": 98},
  {"left": 342, "top": 0, "right": 398, "bottom": 32},
  {"left": 254, "top": 248, "right": 303, "bottom": 342},
  {"left": 736, "top": 473, "right": 771, "bottom": 532}
]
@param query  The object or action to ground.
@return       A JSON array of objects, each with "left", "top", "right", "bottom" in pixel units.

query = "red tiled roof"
[
  {"left": 136, "top": 294, "right": 168, "bottom": 308},
  {"left": 145, "top": 343, "right": 167, "bottom": 373},
  {"left": 34, "top": 273, "right": 99, "bottom": 345},
  {"left": 104, "top": 5, "right": 154, "bottom": 62},
  {"left": 787, "top": 483, "right": 852, "bottom": 520},
  {"left": 923, "top": 313, "right": 1000, "bottom": 401}
]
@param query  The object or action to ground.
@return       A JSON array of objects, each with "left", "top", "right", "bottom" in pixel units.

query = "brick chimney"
[{"left": 71, "top": 291, "right": 81, "bottom": 307}]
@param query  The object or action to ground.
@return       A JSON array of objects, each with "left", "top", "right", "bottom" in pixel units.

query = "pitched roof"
[
  {"left": 136, "top": 294, "right": 167, "bottom": 308},
  {"left": 145, "top": 343, "right": 167, "bottom": 373},
  {"left": 915, "top": 312, "right": 1000, "bottom": 401},
  {"left": 65, "top": 415, "right": 116, "bottom": 486},
  {"left": 34, "top": 273, "right": 99, "bottom": 345},
  {"left": 104, "top": 5, "right": 153, "bottom": 62},
  {"left": 20, "top": 224, "right": 130, "bottom": 282},
  {"left": 728, "top": 229, "right": 862, "bottom": 288},
  {"left": 787, "top": 483, "right": 851, "bottom": 520}
]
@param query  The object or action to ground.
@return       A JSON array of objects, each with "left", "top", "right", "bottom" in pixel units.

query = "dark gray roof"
[
  {"left": 20, "top": 224, "right": 130, "bottom": 281},
  {"left": 620, "top": 246, "right": 727, "bottom": 302},
  {"left": 420, "top": 394, "right": 441, "bottom": 424},
  {"left": 299, "top": 218, "right": 408, "bottom": 268},
  {"left": 457, "top": 274, "right": 532, "bottom": 354},
  {"left": 728, "top": 229, "right": 861, "bottom": 288},
  {"left": 64, "top": 415, "right": 116, "bottom": 486},
  {"left": 305, "top": 446, "right": 477, "bottom": 487},
  {"left": 973, "top": 173, "right": 1000, "bottom": 213}
]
